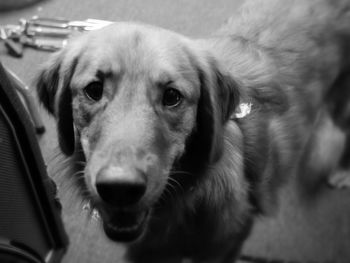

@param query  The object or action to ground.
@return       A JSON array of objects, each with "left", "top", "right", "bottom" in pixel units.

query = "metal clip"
[
  {"left": 1, "top": 16, "right": 113, "bottom": 55},
  {"left": 0, "top": 27, "right": 23, "bottom": 57}
]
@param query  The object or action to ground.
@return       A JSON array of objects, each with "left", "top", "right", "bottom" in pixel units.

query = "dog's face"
[{"left": 36, "top": 23, "right": 239, "bottom": 242}]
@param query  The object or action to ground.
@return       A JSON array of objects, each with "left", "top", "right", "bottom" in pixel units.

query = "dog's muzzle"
[{"left": 95, "top": 165, "right": 149, "bottom": 242}]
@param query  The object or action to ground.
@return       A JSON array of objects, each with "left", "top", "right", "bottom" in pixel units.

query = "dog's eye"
[
  {"left": 84, "top": 81, "right": 104, "bottom": 101},
  {"left": 162, "top": 88, "right": 182, "bottom": 107}
]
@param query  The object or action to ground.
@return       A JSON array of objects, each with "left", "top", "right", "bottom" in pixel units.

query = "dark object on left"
[{"left": 0, "top": 62, "right": 68, "bottom": 263}]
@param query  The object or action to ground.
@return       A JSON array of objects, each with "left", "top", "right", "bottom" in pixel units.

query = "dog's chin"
[{"left": 100, "top": 208, "right": 149, "bottom": 242}]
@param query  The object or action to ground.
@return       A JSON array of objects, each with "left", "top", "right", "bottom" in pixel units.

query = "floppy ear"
[
  {"left": 181, "top": 54, "right": 240, "bottom": 172},
  {"left": 36, "top": 51, "right": 77, "bottom": 156},
  {"left": 196, "top": 57, "right": 240, "bottom": 163}
]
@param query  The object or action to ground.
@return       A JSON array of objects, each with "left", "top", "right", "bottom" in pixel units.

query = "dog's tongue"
[{"left": 103, "top": 210, "right": 148, "bottom": 242}]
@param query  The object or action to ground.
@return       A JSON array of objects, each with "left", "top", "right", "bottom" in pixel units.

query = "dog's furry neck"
[{"left": 127, "top": 121, "right": 253, "bottom": 261}]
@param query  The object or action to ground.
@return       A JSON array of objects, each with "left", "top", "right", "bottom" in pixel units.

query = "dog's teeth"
[{"left": 82, "top": 201, "right": 91, "bottom": 211}]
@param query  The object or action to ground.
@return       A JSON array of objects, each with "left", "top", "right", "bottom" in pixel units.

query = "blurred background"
[{"left": 0, "top": 0, "right": 350, "bottom": 262}]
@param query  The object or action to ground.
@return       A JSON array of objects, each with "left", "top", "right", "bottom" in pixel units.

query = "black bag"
[{"left": 0, "top": 62, "right": 68, "bottom": 263}]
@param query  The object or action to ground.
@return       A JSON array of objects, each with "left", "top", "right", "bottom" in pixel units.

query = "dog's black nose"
[{"left": 96, "top": 166, "right": 146, "bottom": 207}]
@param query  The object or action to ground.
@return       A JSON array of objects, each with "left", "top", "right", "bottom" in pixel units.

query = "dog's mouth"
[{"left": 100, "top": 208, "right": 149, "bottom": 242}]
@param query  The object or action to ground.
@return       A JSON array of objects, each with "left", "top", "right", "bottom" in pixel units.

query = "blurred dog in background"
[
  {"left": 327, "top": 73, "right": 350, "bottom": 187},
  {"left": 36, "top": 0, "right": 350, "bottom": 262},
  {"left": 298, "top": 71, "right": 350, "bottom": 192}
]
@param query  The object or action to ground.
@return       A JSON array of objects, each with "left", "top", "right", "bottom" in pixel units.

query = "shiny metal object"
[
  {"left": 0, "top": 27, "right": 23, "bottom": 57},
  {"left": 1, "top": 16, "right": 113, "bottom": 54}
]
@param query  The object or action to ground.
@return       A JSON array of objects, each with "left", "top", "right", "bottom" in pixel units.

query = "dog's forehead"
[
  {"left": 69, "top": 23, "right": 197, "bottom": 84},
  {"left": 77, "top": 23, "right": 187, "bottom": 59}
]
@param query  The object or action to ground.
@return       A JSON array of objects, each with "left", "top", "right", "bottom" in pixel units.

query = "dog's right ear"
[{"left": 36, "top": 51, "right": 77, "bottom": 156}]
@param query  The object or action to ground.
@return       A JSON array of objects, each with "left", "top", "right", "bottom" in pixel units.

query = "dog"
[
  {"left": 327, "top": 72, "right": 350, "bottom": 188},
  {"left": 35, "top": 0, "right": 350, "bottom": 262},
  {"left": 297, "top": 71, "right": 350, "bottom": 193}
]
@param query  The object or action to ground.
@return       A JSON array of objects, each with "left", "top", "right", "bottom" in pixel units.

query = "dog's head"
[{"left": 36, "top": 23, "right": 240, "bottom": 242}]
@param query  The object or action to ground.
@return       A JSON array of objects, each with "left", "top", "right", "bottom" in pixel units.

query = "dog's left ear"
[
  {"left": 182, "top": 53, "right": 240, "bottom": 170},
  {"left": 197, "top": 56, "right": 240, "bottom": 163},
  {"left": 36, "top": 51, "right": 77, "bottom": 156}
]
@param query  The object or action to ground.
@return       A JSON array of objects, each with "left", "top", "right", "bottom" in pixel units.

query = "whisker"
[
  {"left": 75, "top": 161, "right": 87, "bottom": 166},
  {"left": 169, "top": 170, "right": 194, "bottom": 177},
  {"left": 71, "top": 170, "right": 85, "bottom": 177},
  {"left": 165, "top": 183, "right": 177, "bottom": 197},
  {"left": 167, "top": 176, "right": 185, "bottom": 193}
]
